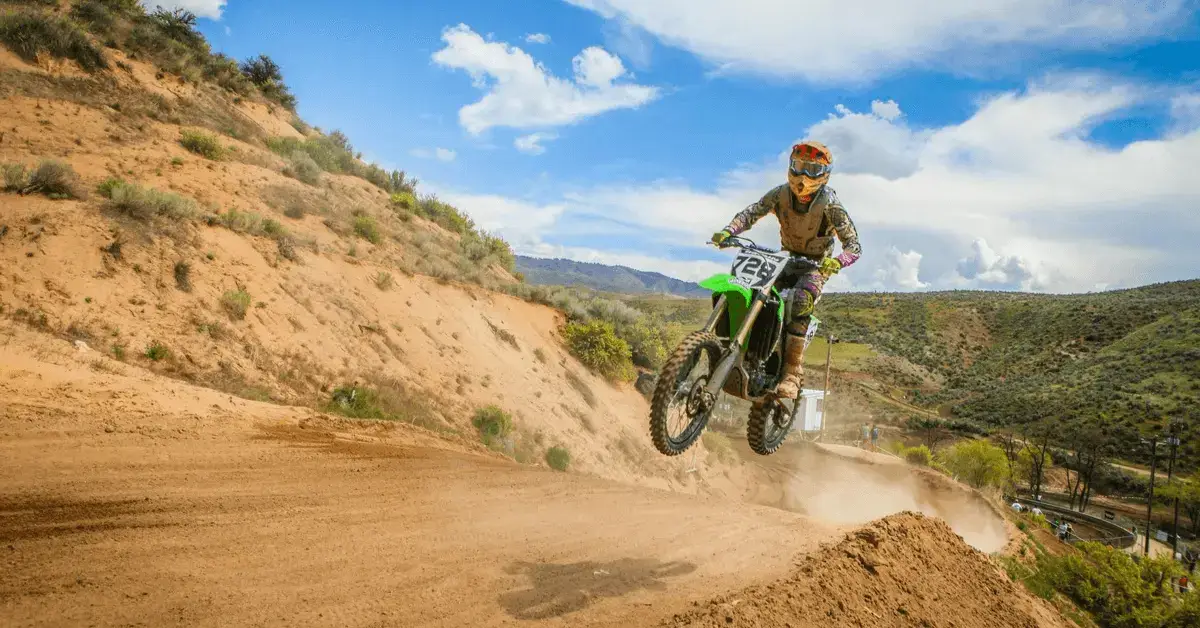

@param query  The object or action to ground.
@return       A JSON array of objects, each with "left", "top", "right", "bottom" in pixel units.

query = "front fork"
[{"left": 703, "top": 291, "right": 767, "bottom": 398}]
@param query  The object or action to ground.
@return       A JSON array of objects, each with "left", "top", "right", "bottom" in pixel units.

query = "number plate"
[{"left": 730, "top": 249, "right": 790, "bottom": 290}]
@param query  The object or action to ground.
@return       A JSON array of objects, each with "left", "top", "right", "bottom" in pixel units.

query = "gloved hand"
[
  {"left": 819, "top": 257, "right": 843, "bottom": 276},
  {"left": 711, "top": 230, "right": 732, "bottom": 246}
]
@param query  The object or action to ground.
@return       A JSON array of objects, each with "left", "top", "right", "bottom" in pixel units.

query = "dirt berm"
[{"left": 667, "top": 512, "right": 1068, "bottom": 627}]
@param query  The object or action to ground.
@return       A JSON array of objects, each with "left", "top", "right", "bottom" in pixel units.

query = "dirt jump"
[{"left": 0, "top": 332, "right": 1068, "bottom": 627}]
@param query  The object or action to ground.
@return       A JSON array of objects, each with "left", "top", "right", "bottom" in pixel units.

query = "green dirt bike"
[{"left": 649, "top": 235, "right": 822, "bottom": 457}]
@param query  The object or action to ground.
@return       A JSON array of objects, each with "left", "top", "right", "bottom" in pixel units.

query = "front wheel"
[
  {"left": 650, "top": 331, "right": 723, "bottom": 456},
  {"left": 747, "top": 399, "right": 796, "bottom": 455}
]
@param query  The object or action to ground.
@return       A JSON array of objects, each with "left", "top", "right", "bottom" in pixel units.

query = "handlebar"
[
  {"left": 711, "top": 235, "right": 821, "bottom": 272},
  {"left": 714, "top": 234, "right": 779, "bottom": 254}
]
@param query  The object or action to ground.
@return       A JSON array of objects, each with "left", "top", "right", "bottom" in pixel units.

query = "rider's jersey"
[{"left": 723, "top": 183, "right": 862, "bottom": 268}]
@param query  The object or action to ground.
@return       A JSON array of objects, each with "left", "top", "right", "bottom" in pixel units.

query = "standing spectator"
[
  {"left": 870, "top": 424, "right": 880, "bottom": 452},
  {"left": 860, "top": 423, "right": 870, "bottom": 449}
]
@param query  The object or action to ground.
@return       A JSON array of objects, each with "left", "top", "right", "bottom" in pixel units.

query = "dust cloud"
[{"left": 766, "top": 445, "right": 1008, "bottom": 553}]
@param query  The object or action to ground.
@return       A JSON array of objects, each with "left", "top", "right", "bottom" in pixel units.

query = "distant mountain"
[{"left": 515, "top": 256, "right": 710, "bottom": 298}]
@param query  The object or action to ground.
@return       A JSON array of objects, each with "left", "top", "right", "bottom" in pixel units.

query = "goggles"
[{"left": 790, "top": 157, "right": 831, "bottom": 178}]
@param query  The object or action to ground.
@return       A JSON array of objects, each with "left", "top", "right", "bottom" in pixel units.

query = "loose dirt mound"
[{"left": 666, "top": 512, "right": 1070, "bottom": 628}]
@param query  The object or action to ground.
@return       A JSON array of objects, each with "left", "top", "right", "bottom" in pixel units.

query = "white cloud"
[
  {"left": 873, "top": 248, "right": 930, "bottom": 291},
  {"left": 409, "top": 148, "right": 457, "bottom": 162},
  {"left": 563, "top": 0, "right": 1187, "bottom": 81},
  {"left": 514, "top": 132, "right": 559, "bottom": 155},
  {"left": 432, "top": 24, "right": 660, "bottom": 134},
  {"left": 525, "top": 33, "right": 551, "bottom": 44},
  {"left": 954, "top": 238, "right": 1037, "bottom": 290},
  {"left": 454, "top": 75, "right": 1199, "bottom": 293},
  {"left": 808, "top": 100, "right": 926, "bottom": 179},
  {"left": 432, "top": 191, "right": 565, "bottom": 250},
  {"left": 141, "top": 0, "right": 226, "bottom": 20}
]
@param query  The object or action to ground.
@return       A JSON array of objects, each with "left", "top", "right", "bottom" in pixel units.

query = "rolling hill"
[{"left": 516, "top": 256, "right": 709, "bottom": 298}]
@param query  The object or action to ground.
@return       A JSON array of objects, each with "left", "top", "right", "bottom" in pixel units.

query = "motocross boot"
[{"left": 775, "top": 333, "right": 805, "bottom": 399}]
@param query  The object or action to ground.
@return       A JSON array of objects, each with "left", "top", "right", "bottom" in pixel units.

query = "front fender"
[{"left": 697, "top": 273, "right": 783, "bottom": 322}]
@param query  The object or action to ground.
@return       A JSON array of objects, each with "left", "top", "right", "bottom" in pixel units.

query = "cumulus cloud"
[
  {"left": 462, "top": 75, "right": 1198, "bottom": 292},
  {"left": 563, "top": 0, "right": 1188, "bottom": 81},
  {"left": 873, "top": 248, "right": 930, "bottom": 291},
  {"left": 514, "top": 132, "right": 559, "bottom": 155},
  {"left": 432, "top": 24, "right": 660, "bottom": 134},
  {"left": 525, "top": 33, "right": 551, "bottom": 44},
  {"left": 954, "top": 238, "right": 1037, "bottom": 290},
  {"left": 808, "top": 100, "right": 926, "bottom": 179},
  {"left": 142, "top": 0, "right": 226, "bottom": 19}
]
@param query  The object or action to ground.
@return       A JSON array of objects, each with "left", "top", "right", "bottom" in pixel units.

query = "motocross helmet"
[{"left": 788, "top": 140, "right": 832, "bottom": 198}]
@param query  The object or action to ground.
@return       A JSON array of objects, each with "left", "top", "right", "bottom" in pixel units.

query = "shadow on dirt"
[
  {"left": 499, "top": 558, "right": 697, "bottom": 619},
  {"left": 0, "top": 494, "right": 178, "bottom": 543}
]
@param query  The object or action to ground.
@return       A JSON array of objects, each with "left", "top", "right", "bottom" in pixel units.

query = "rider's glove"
[
  {"left": 819, "top": 257, "right": 843, "bottom": 276},
  {"left": 711, "top": 230, "right": 732, "bottom": 246}
]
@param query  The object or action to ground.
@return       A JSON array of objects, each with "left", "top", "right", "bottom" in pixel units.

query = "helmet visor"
[{"left": 790, "top": 157, "right": 830, "bottom": 178}]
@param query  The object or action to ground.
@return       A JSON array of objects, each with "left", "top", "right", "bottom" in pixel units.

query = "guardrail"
[{"left": 1007, "top": 495, "right": 1137, "bottom": 550}]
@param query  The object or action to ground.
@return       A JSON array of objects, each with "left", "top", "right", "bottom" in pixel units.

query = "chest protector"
[{"left": 776, "top": 185, "right": 835, "bottom": 258}]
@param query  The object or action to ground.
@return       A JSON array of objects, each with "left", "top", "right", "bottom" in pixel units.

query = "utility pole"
[
  {"left": 1146, "top": 437, "right": 1159, "bottom": 556},
  {"left": 1167, "top": 423, "right": 1182, "bottom": 558},
  {"left": 821, "top": 333, "right": 834, "bottom": 438}
]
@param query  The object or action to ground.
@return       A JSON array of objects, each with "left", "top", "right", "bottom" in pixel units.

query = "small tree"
[
  {"left": 240, "top": 54, "right": 283, "bottom": 86},
  {"left": 906, "top": 416, "right": 950, "bottom": 452},
  {"left": 939, "top": 440, "right": 1009, "bottom": 489}
]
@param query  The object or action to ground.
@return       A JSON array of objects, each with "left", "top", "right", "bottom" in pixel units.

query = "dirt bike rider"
[{"left": 710, "top": 141, "right": 861, "bottom": 400}]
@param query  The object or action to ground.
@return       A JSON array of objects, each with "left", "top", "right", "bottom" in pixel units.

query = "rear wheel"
[
  {"left": 747, "top": 399, "right": 796, "bottom": 455},
  {"left": 650, "top": 331, "right": 723, "bottom": 456}
]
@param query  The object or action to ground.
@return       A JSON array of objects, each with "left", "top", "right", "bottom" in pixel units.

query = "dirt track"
[
  {"left": 0, "top": 331, "right": 1070, "bottom": 628},
  {"left": 0, "top": 336, "right": 845, "bottom": 627}
]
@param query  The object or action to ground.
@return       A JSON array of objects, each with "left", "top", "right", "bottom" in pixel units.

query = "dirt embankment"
[{"left": 667, "top": 513, "right": 1071, "bottom": 628}]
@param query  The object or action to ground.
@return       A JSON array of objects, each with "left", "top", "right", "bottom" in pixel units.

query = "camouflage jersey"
[{"left": 724, "top": 183, "right": 862, "bottom": 268}]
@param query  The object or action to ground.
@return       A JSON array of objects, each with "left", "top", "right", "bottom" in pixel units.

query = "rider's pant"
[{"left": 785, "top": 269, "right": 826, "bottom": 338}]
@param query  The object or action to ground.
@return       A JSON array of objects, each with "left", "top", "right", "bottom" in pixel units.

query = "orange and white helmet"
[{"left": 788, "top": 140, "right": 832, "bottom": 198}]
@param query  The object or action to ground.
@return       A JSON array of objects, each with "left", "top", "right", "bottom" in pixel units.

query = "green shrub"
[
  {"left": 220, "top": 288, "right": 251, "bottom": 321},
  {"left": 2, "top": 160, "right": 83, "bottom": 198},
  {"left": 106, "top": 182, "right": 197, "bottom": 220},
  {"left": 283, "top": 150, "right": 321, "bottom": 185},
  {"left": 473, "top": 405, "right": 514, "bottom": 449},
  {"left": 545, "top": 446, "right": 571, "bottom": 471},
  {"left": 390, "top": 190, "right": 416, "bottom": 210},
  {"left": 352, "top": 215, "right": 381, "bottom": 244},
  {"left": 96, "top": 176, "right": 125, "bottom": 198},
  {"left": 562, "top": 319, "right": 635, "bottom": 382},
  {"left": 180, "top": 130, "right": 225, "bottom": 160},
  {"left": 144, "top": 341, "right": 169, "bottom": 361},
  {"left": 902, "top": 444, "right": 933, "bottom": 466},
  {"left": 938, "top": 439, "right": 1009, "bottom": 489},
  {"left": 217, "top": 208, "right": 262, "bottom": 233},
  {"left": 111, "top": 342, "right": 127, "bottom": 361},
  {"left": 260, "top": 218, "right": 286, "bottom": 239},
  {"left": 1036, "top": 541, "right": 1192, "bottom": 628},
  {"left": 325, "top": 381, "right": 438, "bottom": 428},
  {"left": 2, "top": 163, "right": 27, "bottom": 191},
  {"left": 0, "top": 11, "right": 107, "bottom": 71},
  {"left": 28, "top": 160, "right": 83, "bottom": 199}
]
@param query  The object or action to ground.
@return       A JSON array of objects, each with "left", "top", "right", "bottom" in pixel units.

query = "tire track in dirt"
[{"left": 1, "top": 400, "right": 841, "bottom": 628}]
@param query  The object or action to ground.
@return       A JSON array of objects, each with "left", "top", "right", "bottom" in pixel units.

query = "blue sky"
[{"left": 175, "top": 0, "right": 1200, "bottom": 293}]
